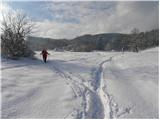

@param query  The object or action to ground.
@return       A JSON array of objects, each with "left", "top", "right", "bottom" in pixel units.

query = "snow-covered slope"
[
  {"left": 1, "top": 47, "right": 159, "bottom": 118},
  {"left": 103, "top": 47, "right": 159, "bottom": 118}
]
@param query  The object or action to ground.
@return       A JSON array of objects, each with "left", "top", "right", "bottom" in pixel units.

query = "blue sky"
[
  {"left": 1, "top": 1, "right": 159, "bottom": 39},
  {"left": 6, "top": 1, "right": 54, "bottom": 21}
]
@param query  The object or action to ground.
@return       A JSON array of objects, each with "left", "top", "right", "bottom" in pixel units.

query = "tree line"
[
  {"left": 1, "top": 11, "right": 159, "bottom": 59},
  {"left": 27, "top": 29, "right": 158, "bottom": 52}
]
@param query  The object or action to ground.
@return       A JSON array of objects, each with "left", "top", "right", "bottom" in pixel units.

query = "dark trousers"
[{"left": 43, "top": 56, "right": 47, "bottom": 63}]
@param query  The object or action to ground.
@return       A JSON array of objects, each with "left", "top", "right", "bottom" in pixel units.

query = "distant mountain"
[
  {"left": 26, "top": 36, "right": 69, "bottom": 51},
  {"left": 27, "top": 29, "right": 159, "bottom": 52}
]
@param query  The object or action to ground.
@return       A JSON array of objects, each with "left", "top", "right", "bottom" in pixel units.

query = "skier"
[{"left": 40, "top": 49, "right": 50, "bottom": 63}]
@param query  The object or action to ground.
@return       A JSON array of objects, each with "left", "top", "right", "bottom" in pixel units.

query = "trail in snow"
[
  {"left": 96, "top": 54, "right": 132, "bottom": 119},
  {"left": 0, "top": 52, "right": 127, "bottom": 119},
  {"left": 45, "top": 56, "right": 115, "bottom": 119},
  {"left": 102, "top": 48, "right": 159, "bottom": 118},
  {"left": 46, "top": 62, "right": 86, "bottom": 118},
  {"left": 97, "top": 57, "right": 113, "bottom": 119},
  {"left": 101, "top": 55, "right": 134, "bottom": 119},
  {"left": 35, "top": 54, "right": 114, "bottom": 118},
  {"left": 46, "top": 60, "right": 104, "bottom": 119},
  {"left": 2, "top": 48, "right": 158, "bottom": 118},
  {"left": 45, "top": 61, "right": 89, "bottom": 118}
]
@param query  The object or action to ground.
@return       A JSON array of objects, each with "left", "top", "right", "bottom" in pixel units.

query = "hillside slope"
[{"left": 27, "top": 29, "right": 158, "bottom": 52}]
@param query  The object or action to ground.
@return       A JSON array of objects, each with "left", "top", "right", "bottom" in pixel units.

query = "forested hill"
[{"left": 27, "top": 29, "right": 158, "bottom": 52}]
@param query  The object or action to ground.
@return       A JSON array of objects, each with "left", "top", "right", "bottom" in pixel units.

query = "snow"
[
  {"left": 103, "top": 47, "right": 159, "bottom": 118},
  {"left": 1, "top": 47, "right": 159, "bottom": 118}
]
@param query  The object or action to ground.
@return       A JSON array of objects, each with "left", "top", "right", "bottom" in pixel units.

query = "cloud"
[
  {"left": 1, "top": 1, "right": 159, "bottom": 39},
  {"left": 106, "top": 1, "right": 159, "bottom": 33},
  {"left": 33, "top": 1, "right": 158, "bottom": 39}
]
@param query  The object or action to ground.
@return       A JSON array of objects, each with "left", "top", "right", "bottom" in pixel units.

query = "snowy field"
[{"left": 1, "top": 47, "right": 159, "bottom": 118}]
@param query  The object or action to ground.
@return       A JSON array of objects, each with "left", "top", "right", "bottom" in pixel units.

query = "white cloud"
[
  {"left": 1, "top": 1, "right": 158, "bottom": 39},
  {"left": 33, "top": 1, "right": 158, "bottom": 39}
]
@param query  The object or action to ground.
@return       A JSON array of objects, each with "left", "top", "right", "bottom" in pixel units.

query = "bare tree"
[
  {"left": 130, "top": 28, "right": 140, "bottom": 52},
  {"left": 1, "top": 11, "right": 35, "bottom": 59},
  {"left": 131, "top": 28, "right": 140, "bottom": 35}
]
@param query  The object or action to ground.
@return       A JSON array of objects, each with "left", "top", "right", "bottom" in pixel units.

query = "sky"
[{"left": 0, "top": 0, "right": 159, "bottom": 39}]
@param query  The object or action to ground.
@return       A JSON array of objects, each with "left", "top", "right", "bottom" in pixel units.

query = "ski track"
[
  {"left": 46, "top": 63, "right": 85, "bottom": 118},
  {"left": 61, "top": 53, "right": 135, "bottom": 119},
  {"left": 47, "top": 56, "right": 115, "bottom": 119},
  {"left": 97, "top": 54, "right": 133, "bottom": 119},
  {"left": 2, "top": 49, "right": 158, "bottom": 118},
  {"left": 2, "top": 53, "right": 121, "bottom": 119}
]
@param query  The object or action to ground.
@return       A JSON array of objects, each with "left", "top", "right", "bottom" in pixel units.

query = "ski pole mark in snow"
[
  {"left": 39, "top": 53, "right": 130, "bottom": 119},
  {"left": 46, "top": 56, "right": 115, "bottom": 119},
  {"left": 46, "top": 62, "right": 87, "bottom": 118},
  {"left": 45, "top": 60, "right": 106, "bottom": 118},
  {"left": 2, "top": 48, "right": 158, "bottom": 118},
  {"left": 98, "top": 54, "right": 133, "bottom": 119},
  {"left": 95, "top": 55, "right": 133, "bottom": 119},
  {"left": 48, "top": 63, "right": 80, "bottom": 98},
  {"left": 94, "top": 56, "right": 113, "bottom": 119}
]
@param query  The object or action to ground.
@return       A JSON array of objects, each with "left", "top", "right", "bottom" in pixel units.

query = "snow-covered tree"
[{"left": 1, "top": 11, "right": 35, "bottom": 59}]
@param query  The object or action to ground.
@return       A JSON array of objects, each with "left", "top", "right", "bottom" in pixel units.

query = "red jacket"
[{"left": 41, "top": 49, "right": 49, "bottom": 58}]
